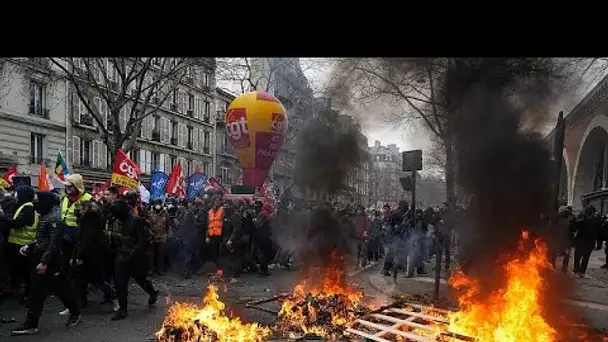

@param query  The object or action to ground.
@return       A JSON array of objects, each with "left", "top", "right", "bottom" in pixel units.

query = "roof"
[{"left": 216, "top": 87, "right": 237, "bottom": 100}]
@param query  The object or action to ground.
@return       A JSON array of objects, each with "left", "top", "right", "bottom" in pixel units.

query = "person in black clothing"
[
  {"left": 225, "top": 201, "right": 245, "bottom": 283},
  {"left": 0, "top": 195, "right": 18, "bottom": 324},
  {"left": 573, "top": 205, "right": 601, "bottom": 278},
  {"left": 382, "top": 201, "right": 408, "bottom": 276},
  {"left": 107, "top": 199, "right": 158, "bottom": 321},
  {"left": 253, "top": 203, "right": 273, "bottom": 276},
  {"left": 11, "top": 192, "right": 80, "bottom": 336}
]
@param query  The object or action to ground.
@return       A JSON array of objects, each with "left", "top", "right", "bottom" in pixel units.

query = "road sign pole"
[{"left": 411, "top": 171, "right": 416, "bottom": 216}]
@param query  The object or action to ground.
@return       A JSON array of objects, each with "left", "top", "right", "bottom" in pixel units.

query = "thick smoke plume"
[{"left": 273, "top": 113, "right": 366, "bottom": 277}]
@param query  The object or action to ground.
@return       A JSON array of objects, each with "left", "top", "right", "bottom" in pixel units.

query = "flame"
[
  {"left": 447, "top": 230, "right": 557, "bottom": 342},
  {"left": 155, "top": 284, "right": 271, "bottom": 342},
  {"left": 275, "top": 250, "right": 364, "bottom": 339}
]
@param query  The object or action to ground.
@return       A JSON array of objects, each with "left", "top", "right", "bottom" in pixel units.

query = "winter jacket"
[
  {"left": 149, "top": 209, "right": 170, "bottom": 243},
  {"left": 31, "top": 207, "right": 63, "bottom": 268},
  {"left": 74, "top": 200, "right": 106, "bottom": 283},
  {"left": 355, "top": 215, "right": 370, "bottom": 240}
]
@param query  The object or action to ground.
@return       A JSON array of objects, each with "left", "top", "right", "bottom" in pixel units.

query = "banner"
[
  {"left": 92, "top": 181, "right": 111, "bottom": 201},
  {"left": 111, "top": 149, "right": 141, "bottom": 189},
  {"left": 204, "top": 177, "right": 228, "bottom": 195},
  {"left": 166, "top": 162, "right": 186, "bottom": 197},
  {"left": 149, "top": 171, "right": 169, "bottom": 200},
  {"left": 186, "top": 172, "right": 207, "bottom": 201},
  {"left": 0, "top": 165, "right": 17, "bottom": 188},
  {"left": 54, "top": 151, "right": 70, "bottom": 181},
  {"left": 37, "top": 162, "right": 53, "bottom": 191},
  {"left": 139, "top": 183, "right": 150, "bottom": 203}
]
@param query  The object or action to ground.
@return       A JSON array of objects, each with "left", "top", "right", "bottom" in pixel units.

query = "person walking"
[
  {"left": 149, "top": 200, "right": 170, "bottom": 275},
  {"left": 573, "top": 205, "right": 601, "bottom": 279},
  {"left": 60, "top": 174, "right": 92, "bottom": 277},
  {"left": 203, "top": 197, "right": 225, "bottom": 275},
  {"left": 107, "top": 199, "right": 158, "bottom": 321},
  {"left": 11, "top": 192, "right": 80, "bottom": 336}
]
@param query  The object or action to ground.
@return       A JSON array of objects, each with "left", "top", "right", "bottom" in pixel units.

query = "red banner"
[
  {"left": 0, "top": 165, "right": 17, "bottom": 188},
  {"left": 111, "top": 149, "right": 141, "bottom": 189},
  {"left": 166, "top": 162, "right": 186, "bottom": 197},
  {"left": 92, "top": 180, "right": 112, "bottom": 200}
]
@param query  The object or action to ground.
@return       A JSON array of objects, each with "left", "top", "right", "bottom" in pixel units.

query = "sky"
[{"left": 301, "top": 58, "right": 608, "bottom": 152}]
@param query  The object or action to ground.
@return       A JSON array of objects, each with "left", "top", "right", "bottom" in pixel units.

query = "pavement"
[{"left": 3, "top": 250, "right": 608, "bottom": 341}]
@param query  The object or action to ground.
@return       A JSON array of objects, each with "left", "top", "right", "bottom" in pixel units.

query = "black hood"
[
  {"left": 35, "top": 191, "right": 59, "bottom": 215},
  {"left": 110, "top": 199, "right": 133, "bottom": 222},
  {"left": 16, "top": 186, "right": 35, "bottom": 206}
]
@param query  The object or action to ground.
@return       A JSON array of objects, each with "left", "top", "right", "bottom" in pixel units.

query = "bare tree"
[
  {"left": 49, "top": 57, "right": 202, "bottom": 161},
  {"left": 329, "top": 58, "right": 581, "bottom": 212}
]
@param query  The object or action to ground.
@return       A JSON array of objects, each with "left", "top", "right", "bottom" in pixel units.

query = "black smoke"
[{"left": 273, "top": 112, "right": 367, "bottom": 274}]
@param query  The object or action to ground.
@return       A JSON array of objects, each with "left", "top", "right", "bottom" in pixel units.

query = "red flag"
[
  {"left": 92, "top": 181, "right": 111, "bottom": 200},
  {"left": 111, "top": 149, "right": 141, "bottom": 189},
  {"left": 0, "top": 165, "right": 17, "bottom": 188},
  {"left": 37, "top": 163, "right": 53, "bottom": 191},
  {"left": 166, "top": 162, "right": 186, "bottom": 197}
]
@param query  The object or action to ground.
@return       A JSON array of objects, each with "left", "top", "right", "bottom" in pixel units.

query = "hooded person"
[
  {"left": 60, "top": 174, "right": 92, "bottom": 272},
  {"left": 11, "top": 192, "right": 80, "bottom": 336},
  {"left": 106, "top": 199, "right": 158, "bottom": 321},
  {"left": 2, "top": 186, "right": 37, "bottom": 300}
]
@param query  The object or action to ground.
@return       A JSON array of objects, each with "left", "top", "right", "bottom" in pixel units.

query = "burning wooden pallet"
[{"left": 345, "top": 303, "right": 475, "bottom": 342}]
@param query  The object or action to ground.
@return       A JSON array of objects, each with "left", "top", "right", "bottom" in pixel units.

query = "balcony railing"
[
  {"left": 171, "top": 137, "right": 177, "bottom": 145},
  {"left": 80, "top": 115, "right": 94, "bottom": 126},
  {"left": 152, "top": 129, "right": 161, "bottom": 142},
  {"left": 203, "top": 147, "right": 210, "bottom": 154},
  {"left": 29, "top": 105, "right": 49, "bottom": 118}
]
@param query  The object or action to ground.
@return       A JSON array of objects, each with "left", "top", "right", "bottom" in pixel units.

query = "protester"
[
  {"left": 11, "top": 192, "right": 80, "bottom": 336},
  {"left": 107, "top": 199, "right": 158, "bottom": 321},
  {"left": 60, "top": 174, "right": 92, "bottom": 278},
  {"left": 573, "top": 205, "right": 601, "bottom": 279},
  {"left": 202, "top": 197, "right": 225, "bottom": 275},
  {"left": 354, "top": 205, "right": 370, "bottom": 268},
  {"left": 3, "top": 185, "right": 37, "bottom": 302},
  {"left": 149, "top": 199, "right": 170, "bottom": 275}
]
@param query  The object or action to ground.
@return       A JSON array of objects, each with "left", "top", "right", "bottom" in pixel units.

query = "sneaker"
[
  {"left": 11, "top": 324, "right": 38, "bottom": 335},
  {"left": 580, "top": 273, "right": 591, "bottom": 279},
  {"left": 148, "top": 290, "right": 159, "bottom": 307},
  {"left": 66, "top": 314, "right": 81, "bottom": 327},
  {"left": 111, "top": 310, "right": 128, "bottom": 321},
  {"left": 229, "top": 278, "right": 239, "bottom": 284},
  {"left": 113, "top": 300, "right": 119, "bottom": 312},
  {"left": 59, "top": 308, "right": 70, "bottom": 316}
]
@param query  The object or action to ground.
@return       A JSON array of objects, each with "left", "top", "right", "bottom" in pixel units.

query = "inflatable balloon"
[{"left": 226, "top": 91, "right": 287, "bottom": 188}]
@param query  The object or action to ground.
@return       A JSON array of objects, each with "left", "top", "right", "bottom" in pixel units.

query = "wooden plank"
[
  {"left": 345, "top": 328, "right": 393, "bottom": 342},
  {"left": 388, "top": 308, "right": 449, "bottom": 324},
  {"left": 356, "top": 318, "right": 435, "bottom": 342},
  {"left": 375, "top": 321, "right": 405, "bottom": 338},
  {"left": 372, "top": 313, "right": 440, "bottom": 332},
  {"left": 403, "top": 302, "right": 453, "bottom": 315},
  {"left": 374, "top": 314, "right": 418, "bottom": 338}
]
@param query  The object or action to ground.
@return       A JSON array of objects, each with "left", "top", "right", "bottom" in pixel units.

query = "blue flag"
[
  {"left": 149, "top": 171, "right": 169, "bottom": 200},
  {"left": 187, "top": 173, "right": 207, "bottom": 201}
]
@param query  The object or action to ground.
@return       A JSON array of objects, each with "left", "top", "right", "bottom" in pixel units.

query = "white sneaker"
[
  {"left": 59, "top": 308, "right": 70, "bottom": 316},
  {"left": 113, "top": 300, "right": 119, "bottom": 312}
]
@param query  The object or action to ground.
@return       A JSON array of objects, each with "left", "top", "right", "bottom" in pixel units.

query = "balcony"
[
  {"left": 203, "top": 115, "right": 210, "bottom": 124},
  {"left": 80, "top": 115, "right": 94, "bottom": 126},
  {"left": 203, "top": 146, "right": 210, "bottom": 154},
  {"left": 187, "top": 142, "right": 193, "bottom": 150},
  {"left": 187, "top": 109, "right": 194, "bottom": 117},
  {"left": 171, "top": 137, "right": 177, "bottom": 145},
  {"left": 152, "top": 129, "right": 161, "bottom": 142}
]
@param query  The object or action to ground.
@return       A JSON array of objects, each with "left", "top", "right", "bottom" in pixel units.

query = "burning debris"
[
  {"left": 274, "top": 251, "right": 367, "bottom": 340},
  {"left": 155, "top": 284, "right": 271, "bottom": 342}
]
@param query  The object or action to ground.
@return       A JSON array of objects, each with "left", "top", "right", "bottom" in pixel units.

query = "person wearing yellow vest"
[
  {"left": 203, "top": 197, "right": 225, "bottom": 274},
  {"left": 3, "top": 185, "right": 37, "bottom": 301},
  {"left": 60, "top": 174, "right": 92, "bottom": 272}
]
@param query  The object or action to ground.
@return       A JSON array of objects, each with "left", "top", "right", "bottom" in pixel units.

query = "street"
[{"left": 3, "top": 251, "right": 608, "bottom": 341}]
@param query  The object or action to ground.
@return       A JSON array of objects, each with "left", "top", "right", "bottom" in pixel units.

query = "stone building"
[
  {"left": 0, "top": 58, "right": 68, "bottom": 186},
  {"left": 215, "top": 88, "right": 241, "bottom": 186},
  {"left": 369, "top": 140, "right": 404, "bottom": 207},
  {"left": 67, "top": 58, "right": 217, "bottom": 186}
]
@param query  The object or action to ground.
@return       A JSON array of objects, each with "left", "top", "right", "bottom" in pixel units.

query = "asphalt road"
[{"left": 3, "top": 259, "right": 608, "bottom": 341}]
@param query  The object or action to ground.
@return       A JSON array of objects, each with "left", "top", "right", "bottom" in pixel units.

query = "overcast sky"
[{"left": 301, "top": 58, "right": 608, "bottom": 152}]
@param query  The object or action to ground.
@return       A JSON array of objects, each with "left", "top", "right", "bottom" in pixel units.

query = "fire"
[
  {"left": 155, "top": 284, "right": 271, "bottom": 342},
  {"left": 275, "top": 250, "right": 365, "bottom": 339},
  {"left": 447, "top": 230, "right": 557, "bottom": 342}
]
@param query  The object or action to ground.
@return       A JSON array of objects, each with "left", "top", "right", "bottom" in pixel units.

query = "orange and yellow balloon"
[{"left": 226, "top": 91, "right": 288, "bottom": 188}]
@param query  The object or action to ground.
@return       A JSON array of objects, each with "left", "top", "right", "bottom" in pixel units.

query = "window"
[
  {"left": 187, "top": 126, "right": 193, "bottom": 147},
  {"left": 163, "top": 154, "right": 172, "bottom": 172},
  {"left": 204, "top": 101, "right": 210, "bottom": 122},
  {"left": 188, "top": 159, "right": 194, "bottom": 176},
  {"left": 204, "top": 73, "right": 210, "bottom": 87},
  {"left": 223, "top": 101, "right": 230, "bottom": 113},
  {"left": 203, "top": 131, "right": 210, "bottom": 153},
  {"left": 203, "top": 162, "right": 209, "bottom": 175},
  {"left": 220, "top": 166, "right": 230, "bottom": 185},
  {"left": 81, "top": 139, "right": 91, "bottom": 167},
  {"left": 30, "top": 133, "right": 44, "bottom": 164},
  {"left": 154, "top": 116, "right": 161, "bottom": 132},
  {"left": 29, "top": 82, "right": 46, "bottom": 117},
  {"left": 188, "top": 94, "right": 194, "bottom": 112},
  {"left": 171, "top": 155, "right": 178, "bottom": 169},
  {"left": 138, "top": 150, "right": 152, "bottom": 175},
  {"left": 177, "top": 123, "right": 186, "bottom": 147},
  {"left": 92, "top": 140, "right": 107, "bottom": 169},
  {"left": 171, "top": 90, "right": 178, "bottom": 110},
  {"left": 151, "top": 153, "right": 159, "bottom": 171},
  {"left": 152, "top": 57, "right": 162, "bottom": 66},
  {"left": 172, "top": 122, "right": 178, "bottom": 144}
]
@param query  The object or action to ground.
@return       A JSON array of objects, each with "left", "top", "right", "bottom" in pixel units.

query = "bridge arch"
[{"left": 571, "top": 115, "right": 608, "bottom": 209}]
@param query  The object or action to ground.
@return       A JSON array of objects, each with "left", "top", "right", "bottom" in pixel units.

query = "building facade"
[
  {"left": 67, "top": 58, "right": 217, "bottom": 187},
  {"left": 215, "top": 88, "right": 241, "bottom": 186},
  {"left": 369, "top": 140, "right": 404, "bottom": 207},
  {"left": 0, "top": 58, "right": 68, "bottom": 185}
]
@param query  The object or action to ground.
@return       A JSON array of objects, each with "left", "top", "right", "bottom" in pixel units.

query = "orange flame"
[
  {"left": 447, "top": 230, "right": 557, "bottom": 342},
  {"left": 155, "top": 284, "right": 271, "bottom": 342},
  {"left": 275, "top": 250, "right": 364, "bottom": 339}
]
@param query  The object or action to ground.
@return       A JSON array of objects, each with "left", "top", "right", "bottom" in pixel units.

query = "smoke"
[
  {"left": 450, "top": 60, "right": 581, "bottom": 333},
  {"left": 272, "top": 111, "right": 367, "bottom": 275}
]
